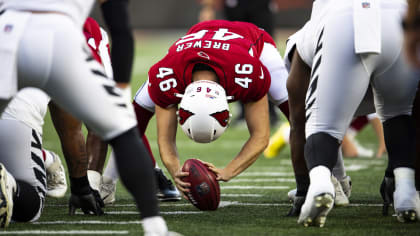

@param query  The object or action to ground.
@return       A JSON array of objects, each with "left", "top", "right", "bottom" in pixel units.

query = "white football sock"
[
  {"left": 142, "top": 216, "right": 168, "bottom": 236},
  {"left": 308, "top": 165, "right": 334, "bottom": 197},
  {"left": 394, "top": 167, "right": 417, "bottom": 211},
  {"left": 43, "top": 149, "right": 55, "bottom": 169},
  {"left": 332, "top": 148, "right": 346, "bottom": 180},
  {"left": 394, "top": 167, "right": 416, "bottom": 191},
  {"left": 103, "top": 151, "right": 119, "bottom": 182},
  {"left": 87, "top": 170, "right": 101, "bottom": 191}
]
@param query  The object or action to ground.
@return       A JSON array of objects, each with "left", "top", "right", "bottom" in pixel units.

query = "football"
[{"left": 181, "top": 159, "right": 220, "bottom": 211}]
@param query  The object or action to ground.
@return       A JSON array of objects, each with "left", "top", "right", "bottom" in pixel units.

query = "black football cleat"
[
  {"left": 380, "top": 176, "right": 395, "bottom": 216},
  {"left": 287, "top": 195, "right": 306, "bottom": 217},
  {"left": 155, "top": 168, "right": 181, "bottom": 202}
]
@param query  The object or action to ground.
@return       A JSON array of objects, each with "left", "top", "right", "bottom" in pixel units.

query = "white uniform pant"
[
  {"left": 0, "top": 119, "right": 45, "bottom": 222},
  {"left": 0, "top": 12, "right": 136, "bottom": 140},
  {"left": 304, "top": 5, "right": 418, "bottom": 141}
]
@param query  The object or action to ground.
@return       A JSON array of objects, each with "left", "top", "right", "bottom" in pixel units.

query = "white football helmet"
[{"left": 177, "top": 80, "right": 230, "bottom": 143}]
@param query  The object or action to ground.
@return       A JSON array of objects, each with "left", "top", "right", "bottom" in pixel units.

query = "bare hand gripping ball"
[{"left": 181, "top": 159, "right": 220, "bottom": 210}]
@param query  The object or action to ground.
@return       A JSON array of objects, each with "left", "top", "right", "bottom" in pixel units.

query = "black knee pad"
[
  {"left": 12, "top": 180, "right": 43, "bottom": 222},
  {"left": 304, "top": 132, "right": 340, "bottom": 170},
  {"left": 383, "top": 115, "right": 416, "bottom": 170}
]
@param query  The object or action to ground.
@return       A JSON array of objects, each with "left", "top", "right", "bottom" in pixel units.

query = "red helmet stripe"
[
  {"left": 210, "top": 110, "right": 230, "bottom": 127},
  {"left": 178, "top": 108, "right": 195, "bottom": 125}
]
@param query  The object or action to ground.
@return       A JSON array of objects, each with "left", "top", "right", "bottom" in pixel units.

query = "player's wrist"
[{"left": 70, "top": 175, "right": 92, "bottom": 195}]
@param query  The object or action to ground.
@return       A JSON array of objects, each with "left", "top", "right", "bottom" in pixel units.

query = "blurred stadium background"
[{"left": 90, "top": 0, "right": 312, "bottom": 29}]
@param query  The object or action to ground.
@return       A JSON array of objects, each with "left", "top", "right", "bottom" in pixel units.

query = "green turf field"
[{"left": 1, "top": 31, "right": 419, "bottom": 235}]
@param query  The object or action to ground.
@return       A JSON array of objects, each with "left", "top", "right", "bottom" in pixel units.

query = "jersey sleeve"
[
  {"left": 240, "top": 63, "right": 271, "bottom": 103},
  {"left": 147, "top": 63, "right": 182, "bottom": 108}
]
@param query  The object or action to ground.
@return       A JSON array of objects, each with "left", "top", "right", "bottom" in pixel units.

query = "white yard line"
[
  {"left": 0, "top": 230, "right": 128, "bottom": 235},
  {"left": 229, "top": 178, "right": 295, "bottom": 183},
  {"left": 85, "top": 211, "right": 203, "bottom": 215},
  {"left": 221, "top": 186, "right": 289, "bottom": 189},
  {"left": 345, "top": 164, "right": 369, "bottom": 171},
  {"left": 239, "top": 172, "right": 294, "bottom": 176},
  {"left": 221, "top": 193, "right": 263, "bottom": 197},
  {"left": 33, "top": 221, "right": 142, "bottom": 225}
]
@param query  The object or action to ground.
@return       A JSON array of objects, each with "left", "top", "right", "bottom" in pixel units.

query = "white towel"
[
  {"left": 353, "top": 0, "right": 381, "bottom": 54},
  {"left": 0, "top": 10, "right": 30, "bottom": 99}
]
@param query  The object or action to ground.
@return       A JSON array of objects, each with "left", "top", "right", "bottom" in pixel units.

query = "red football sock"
[
  {"left": 350, "top": 116, "right": 369, "bottom": 132},
  {"left": 133, "top": 101, "right": 156, "bottom": 166}
]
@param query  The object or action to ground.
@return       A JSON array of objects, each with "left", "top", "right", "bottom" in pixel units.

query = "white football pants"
[
  {"left": 0, "top": 11, "right": 136, "bottom": 140},
  {"left": 304, "top": 4, "right": 418, "bottom": 140}
]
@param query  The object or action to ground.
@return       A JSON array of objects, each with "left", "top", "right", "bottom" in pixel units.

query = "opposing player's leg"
[
  {"left": 372, "top": 13, "right": 420, "bottom": 221},
  {"left": 285, "top": 49, "right": 311, "bottom": 217},
  {"left": 17, "top": 13, "right": 168, "bottom": 233},
  {"left": 0, "top": 119, "right": 46, "bottom": 226},
  {"left": 134, "top": 83, "right": 180, "bottom": 201},
  {"left": 299, "top": 10, "right": 372, "bottom": 227}
]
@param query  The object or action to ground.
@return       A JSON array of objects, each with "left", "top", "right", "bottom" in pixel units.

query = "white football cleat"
[
  {"left": 298, "top": 167, "right": 335, "bottom": 228},
  {"left": 331, "top": 176, "right": 349, "bottom": 206},
  {"left": 298, "top": 192, "right": 334, "bottom": 227},
  {"left": 87, "top": 170, "right": 102, "bottom": 192},
  {"left": 339, "top": 176, "right": 352, "bottom": 198},
  {"left": 100, "top": 176, "right": 116, "bottom": 205},
  {"left": 393, "top": 167, "right": 420, "bottom": 222},
  {"left": 394, "top": 185, "right": 420, "bottom": 222},
  {"left": 288, "top": 188, "right": 297, "bottom": 202},
  {"left": 0, "top": 164, "right": 16, "bottom": 228},
  {"left": 46, "top": 151, "right": 68, "bottom": 198}
]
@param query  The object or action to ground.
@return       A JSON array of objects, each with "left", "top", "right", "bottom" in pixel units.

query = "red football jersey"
[
  {"left": 83, "top": 17, "right": 109, "bottom": 64},
  {"left": 148, "top": 20, "right": 274, "bottom": 108}
]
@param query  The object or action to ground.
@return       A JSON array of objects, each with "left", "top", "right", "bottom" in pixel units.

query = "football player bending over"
[{"left": 98, "top": 20, "right": 291, "bottom": 197}]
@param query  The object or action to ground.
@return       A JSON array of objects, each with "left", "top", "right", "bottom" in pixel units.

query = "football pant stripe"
[
  {"left": 315, "top": 28, "right": 324, "bottom": 56},
  {"left": 31, "top": 152, "right": 45, "bottom": 170},
  {"left": 91, "top": 69, "right": 108, "bottom": 79},
  {"left": 31, "top": 129, "right": 42, "bottom": 149}
]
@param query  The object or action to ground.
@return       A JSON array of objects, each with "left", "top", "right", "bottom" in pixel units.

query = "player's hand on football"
[
  {"left": 173, "top": 168, "right": 191, "bottom": 198},
  {"left": 69, "top": 188, "right": 105, "bottom": 216},
  {"left": 201, "top": 161, "right": 231, "bottom": 182}
]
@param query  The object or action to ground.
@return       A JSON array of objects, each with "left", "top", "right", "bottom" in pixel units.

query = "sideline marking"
[{"left": 0, "top": 231, "right": 128, "bottom": 235}]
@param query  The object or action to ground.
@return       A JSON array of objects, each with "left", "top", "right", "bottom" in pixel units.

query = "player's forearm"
[
  {"left": 223, "top": 97, "right": 269, "bottom": 179},
  {"left": 49, "top": 102, "right": 88, "bottom": 178},
  {"left": 225, "top": 136, "right": 269, "bottom": 179},
  {"left": 155, "top": 105, "right": 179, "bottom": 176},
  {"left": 158, "top": 142, "right": 180, "bottom": 178},
  {"left": 286, "top": 50, "right": 311, "bottom": 175}
]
